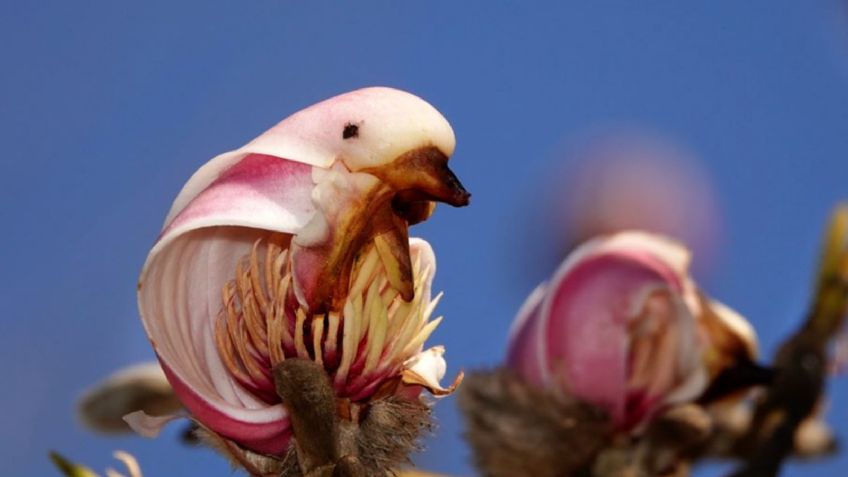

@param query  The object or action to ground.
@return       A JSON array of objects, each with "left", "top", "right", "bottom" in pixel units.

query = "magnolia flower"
[
  {"left": 134, "top": 87, "right": 467, "bottom": 456},
  {"left": 506, "top": 232, "right": 756, "bottom": 431}
]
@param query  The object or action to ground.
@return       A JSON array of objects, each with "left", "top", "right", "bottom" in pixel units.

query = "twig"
[{"left": 729, "top": 204, "right": 848, "bottom": 477}]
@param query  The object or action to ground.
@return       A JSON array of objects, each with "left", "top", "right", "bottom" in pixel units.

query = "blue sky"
[{"left": 2, "top": 1, "right": 848, "bottom": 475}]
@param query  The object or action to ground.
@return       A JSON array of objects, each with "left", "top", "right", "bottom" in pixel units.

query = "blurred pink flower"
[
  {"left": 506, "top": 232, "right": 754, "bottom": 431},
  {"left": 132, "top": 87, "right": 467, "bottom": 454},
  {"left": 549, "top": 131, "right": 722, "bottom": 275}
]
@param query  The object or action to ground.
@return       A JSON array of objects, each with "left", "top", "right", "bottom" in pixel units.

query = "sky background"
[{"left": 3, "top": 1, "right": 848, "bottom": 475}]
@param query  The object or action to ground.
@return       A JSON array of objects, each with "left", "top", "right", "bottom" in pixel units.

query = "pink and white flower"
[
  {"left": 133, "top": 87, "right": 467, "bottom": 454},
  {"left": 506, "top": 232, "right": 756, "bottom": 431}
]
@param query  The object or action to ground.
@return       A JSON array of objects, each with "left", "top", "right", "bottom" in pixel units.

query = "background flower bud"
[{"left": 506, "top": 232, "right": 752, "bottom": 430}]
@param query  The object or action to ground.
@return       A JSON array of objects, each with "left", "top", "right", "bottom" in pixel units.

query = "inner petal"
[{"left": 624, "top": 287, "right": 683, "bottom": 426}]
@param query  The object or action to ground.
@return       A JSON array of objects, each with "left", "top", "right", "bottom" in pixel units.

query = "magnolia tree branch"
[{"left": 728, "top": 205, "right": 848, "bottom": 477}]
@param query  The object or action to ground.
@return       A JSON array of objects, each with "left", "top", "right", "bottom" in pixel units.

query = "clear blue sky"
[{"left": 2, "top": 1, "right": 848, "bottom": 475}]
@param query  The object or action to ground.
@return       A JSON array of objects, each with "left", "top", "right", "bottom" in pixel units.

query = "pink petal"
[
  {"left": 162, "top": 362, "right": 291, "bottom": 454},
  {"left": 505, "top": 284, "right": 547, "bottom": 386},
  {"left": 161, "top": 153, "right": 315, "bottom": 238},
  {"left": 165, "top": 87, "right": 454, "bottom": 224},
  {"left": 507, "top": 232, "right": 709, "bottom": 429},
  {"left": 541, "top": 252, "right": 674, "bottom": 423},
  {"left": 138, "top": 154, "right": 314, "bottom": 453},
  {"left": 123, "top": 410, "right": 184, "bottom": 438}
]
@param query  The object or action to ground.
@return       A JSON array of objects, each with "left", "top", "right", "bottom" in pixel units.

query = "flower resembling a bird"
[{"left": 131, "top": 87, "right": 468, "bottom": 473}]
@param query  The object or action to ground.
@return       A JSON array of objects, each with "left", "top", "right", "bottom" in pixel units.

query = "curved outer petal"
[
  {"left": 123, "top": 409, "right": 185, "bottom": 438},
  {"left": 507, "top": 232, "right": 708, "bottom": 428},
  {"left": 505, "top": 284, "right": 547, "bottom": 386},
  {"left": 709, "top": 299, "right": 758, "bottom": 358},
  {"left": 138, "top": 154, "right": 316, "bottom": 454},
  {"left": 165, "top": 87, "right": 455, "bottom": 226}
]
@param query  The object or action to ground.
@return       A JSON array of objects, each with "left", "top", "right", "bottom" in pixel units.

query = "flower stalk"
[{"left": 729, "top": 204, "right": 848, "bottom": 477}]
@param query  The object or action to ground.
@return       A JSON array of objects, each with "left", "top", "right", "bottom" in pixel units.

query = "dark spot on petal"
[{"left": 343, "top": 123, "right": 359, "bottom": 139}]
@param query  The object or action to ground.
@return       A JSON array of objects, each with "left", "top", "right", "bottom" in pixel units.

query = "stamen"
[
  {"left": 349, "top": 247, "right": 381, "bottom": 298},
  {"left": 423, "top": 292, "right": 444, "bottom": 322},
  {"left": 402, "top": 316, "right": 442, "bottom": 360},
  {"left": 312, "top": 315, "right": 325, "bottom": 366},
  {"left": 364, "top": 294, "right": 389, "bottom": 376},
  {"left": 265, "top": 240, "right": 279, "bottom": 298},
  {"left": 236, "top": 261, "right": 268, "bottom": 356},
  {"left": 271, "top": 247, "right": 288, "bottom": 296},
  {"left": 214, "top": 235, "right": 445, "bottom": 404},
  {"left": 390, "top": 274, "right": 428, "bottom": 348},
  {"left": 352, "top": 294, "right": 365, "bottom": 344},
  {"left": 224, "top": 289, "right": 254, "bottom": 377},
  {"left": 237, "top": 320, "right": 267, "bottom": 383},
  {"left": 250, "top": 240, "right": 269, "bottom": 313},
  {"left": 267, "top": 296, "right": 286, "bottom": 367},
  {"left": 295, "top": 309, "right": 309, "bottom": 359},
  {"left": 215, "top": 312, "right": 250, "bottom": 384},
  {"left": 275, "top": 275, "right": 295, "bottom": 350},
  {"left": 335, "top": 300, "right": 358, "bottom": 386},
  {"left": 325, "top": 311, "right": 341, "bottom": 365},
  {"left": 389, "top": 303, "right": 420, "bottom": 361}
]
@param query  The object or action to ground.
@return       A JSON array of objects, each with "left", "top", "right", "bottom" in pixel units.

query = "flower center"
[
  {"left": 623, "top": 287, "right": 682, "bottom": 427},
  {"left": 214, "top": 233, "right": 442, "bottom": 405}
]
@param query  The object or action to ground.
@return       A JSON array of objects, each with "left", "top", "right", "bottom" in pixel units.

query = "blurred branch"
[
  {"left": 50, "top": 450, "right": 142, "bottom": 477},
  {"left": 398, "top": 471, "right": 454, "bottom": 477},
  {"left": 50, "top": 452, "right": 98, "bottom": 477},
  {"left": 728, "top": 204, "right": 848, "bottom": 477}
]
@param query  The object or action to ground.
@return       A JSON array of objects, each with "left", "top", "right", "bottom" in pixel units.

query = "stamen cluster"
[{"left": 215, "top": 234, "right": 443, "bottom": 405}]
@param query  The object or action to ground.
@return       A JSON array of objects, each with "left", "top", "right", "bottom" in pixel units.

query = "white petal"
[
  {"left": 402, "top": 346, "right": 461, "bottom": 397},
  {"left": 709, "top": 299, "right": 758, "bottom": 358},
  {"left": 123, "top": 410, "right": 184, "bottom": 438}
]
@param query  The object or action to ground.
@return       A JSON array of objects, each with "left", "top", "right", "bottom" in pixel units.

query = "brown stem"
[
  {"left": 273, "top": 359, "right": 372, "bottom": 477},
  {"left": 273, "top": 359, "right": 341, "bottom": 475}
]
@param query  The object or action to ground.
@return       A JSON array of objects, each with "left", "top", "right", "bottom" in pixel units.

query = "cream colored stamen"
[{"left": 214, "top": 234, "right": 442, "bottom": 401}]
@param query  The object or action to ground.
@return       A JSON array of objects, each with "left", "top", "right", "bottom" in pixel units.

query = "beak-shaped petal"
[
  {"left": 365, "top": 146, "right": 470, "bottom": 207},
  {"left": 290, "top": 147, "right": 470, "bottom": 313}
]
